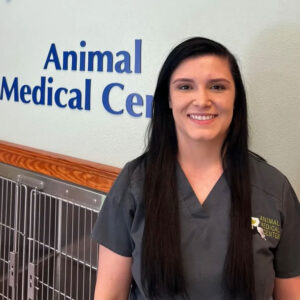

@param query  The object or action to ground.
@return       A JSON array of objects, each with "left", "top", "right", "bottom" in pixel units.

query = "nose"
[{"left": 192, "top": 87, "right": 211, "bottom": 107}]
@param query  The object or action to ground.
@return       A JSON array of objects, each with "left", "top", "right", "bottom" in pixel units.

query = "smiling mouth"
[{"left": 188, "top": 114, "right": 217, "bottom": 121}]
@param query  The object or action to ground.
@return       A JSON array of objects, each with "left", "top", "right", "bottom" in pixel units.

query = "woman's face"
[{"left": 169, "top": 55, "right": 235, "bottom": 147}]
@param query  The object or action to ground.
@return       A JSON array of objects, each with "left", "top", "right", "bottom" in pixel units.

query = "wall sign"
[{"left": 0, "top": 39, "right": 153, "bottom": 118}]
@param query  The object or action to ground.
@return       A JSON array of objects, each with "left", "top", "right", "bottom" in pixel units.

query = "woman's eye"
[
  {"left": 210, "top": 84, "right": 226, "bottom": 91},
  {"left": 178, "top": 85, "right": 192, "bottom": 90}
]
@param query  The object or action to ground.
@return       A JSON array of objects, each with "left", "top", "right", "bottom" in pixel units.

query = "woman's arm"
[
  {"left": 273, "top": 276, "right": 300, "bottom": 300},
  {"left": 94, "top": 245, "right": 132, "bottom": 300}
]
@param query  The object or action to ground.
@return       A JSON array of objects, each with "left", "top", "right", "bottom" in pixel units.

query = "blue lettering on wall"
[
  {"left": 84, "top": 79, "right": 91, "bottom": 110},
  {"left": 115, "top": 51, "right": 132, "bottom": 73},
  {"left": 134, "top": 39, "right": 141, "bottom": 73},
  {"left": 54, "top": 88, "right": 68, "bottom": 108},
  {"left": 126, "top": 93, "right": 143, "bottom": 117},
  {"left": 32, "top": 76, "right": 46, "bottom": 105},
  {"left": 63, "top": 51, "right": 77, "bottom": 71},
  {"left": 0, "top": 76, "right": 91, "bottom": 111},
  {"left": 47, "top": 77, "right": 54, "bottom": 106},
  {"left": 43, "top": 44, "right": 62, "bottom": 70},
  {"left": 80, "top": 41, "right": 86, "bottom": 71},
  {"left": 145, "top": 95, "right": 153, "bottom": 118},
  {"left": 88, "top": 51, "right": 114, "bottom": 72},
  {"left": 0, "top": 77, "right": 19, "bottom": 101},
  {"left": 102, "top": 82, "right": 152, "bottom": 118},
  {"left": 20, "top": 85, "right": 31, "bottom": 103},
  {"left": 1, "top": 39, "right": 153, "bottom": 117},
  {"left": 43, "top": 40, "right": 142, "bottom": 74},
  {"left": 102, "top": 83, "right": 124, "bottom": 115}
]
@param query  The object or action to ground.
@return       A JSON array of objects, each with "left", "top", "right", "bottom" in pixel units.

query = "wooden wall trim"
[{"left": 0, "top": 140, "right": 120, "bottom": 193}]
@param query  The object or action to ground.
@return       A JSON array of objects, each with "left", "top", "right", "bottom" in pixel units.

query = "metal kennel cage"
[{"left": 0, "top": 163, "right": 105, "bottom": 300}]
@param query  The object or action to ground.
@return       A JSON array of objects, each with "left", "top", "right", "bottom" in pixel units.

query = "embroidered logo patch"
[
  {"left": 259, "top": 216, "right": 281, "bottom": 240},
  {"left": 251, "top": 216, "right": 281, "bottom": 240},
  {"left": 251, "top": 217, "right": 266, "bottom": 240}
]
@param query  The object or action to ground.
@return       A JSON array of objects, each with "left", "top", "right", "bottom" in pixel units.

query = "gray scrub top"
[{"left": 92, "top": 155, "right": 300, "bottom": 299}]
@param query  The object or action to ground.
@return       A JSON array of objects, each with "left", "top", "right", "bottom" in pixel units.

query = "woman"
[{"left": 92, "top": 37, "right": 300, "bottom": 299}]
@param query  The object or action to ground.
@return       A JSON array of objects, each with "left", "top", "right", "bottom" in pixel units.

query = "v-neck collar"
[{"left": 176, "top": 162, "right": 228, "bottom": 218}]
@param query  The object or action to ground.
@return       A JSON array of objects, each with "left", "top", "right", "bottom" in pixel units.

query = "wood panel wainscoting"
[{"left": 0, "top": 140, "right": 120, "bottom": 193}]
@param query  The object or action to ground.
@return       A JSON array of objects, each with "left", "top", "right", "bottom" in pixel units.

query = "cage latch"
[
  {"left": 8, "top": 251, "right": 18, "bottom": 289},
  {"left": 8, "top": 252, "right": 18, "bottom": 300},
  {"left": 27, "top": 263, "right": 38, "bottom": 300}
]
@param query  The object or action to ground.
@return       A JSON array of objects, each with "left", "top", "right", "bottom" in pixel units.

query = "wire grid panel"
[
  {"left": 28, "top": 189, "right": 99, "bottom": 300},
  {"left": 0, "top": 176, "right": 29, "bottom": 300}
]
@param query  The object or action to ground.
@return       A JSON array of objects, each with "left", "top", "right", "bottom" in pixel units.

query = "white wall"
[{"left": 0, "top": 0, "right": 299, "bottom": 196}]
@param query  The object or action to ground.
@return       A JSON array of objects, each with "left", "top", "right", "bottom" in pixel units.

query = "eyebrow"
[
  {"left": 171, "top": 78, "right": 232, "bottom": 84},
  {"left": 209, "top": 78, "right": 231, "bottom": 84},
  {"left": 171, "top": 78, "right": 193, "bottom": 84}
]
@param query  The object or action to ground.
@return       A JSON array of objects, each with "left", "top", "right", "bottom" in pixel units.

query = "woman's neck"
[{"left": 177, "top": 139, "right": 224, "bottom": 173}]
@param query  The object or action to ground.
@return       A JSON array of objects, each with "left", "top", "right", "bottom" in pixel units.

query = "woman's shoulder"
[
  {"left": 109, "top": 154, "right": 146, "bottom": 196},
  {"left": 249, "top": 151, "right": 290, "bottom": 200},
  {"left": 122, "top": 154, "right": 147, "bottom": 183}
]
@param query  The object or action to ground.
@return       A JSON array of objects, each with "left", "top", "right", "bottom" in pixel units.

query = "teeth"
[{"left": 189, "top": 114, "right": 216, "bottom": 121}]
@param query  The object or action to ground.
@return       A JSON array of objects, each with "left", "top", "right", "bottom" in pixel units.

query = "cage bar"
[{"left": 0, "top": 163, "right": 105, "bottom": 300}]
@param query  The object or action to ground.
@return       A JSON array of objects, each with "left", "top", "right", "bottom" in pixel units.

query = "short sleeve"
[
  {"left": 91, "top": 163, "right": 135, "bottom": 257},
  {"left": 274, "top": 179, "right": 300, "bottom": 278}
]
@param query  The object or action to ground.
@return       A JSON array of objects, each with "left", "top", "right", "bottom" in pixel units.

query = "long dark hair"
[{"left": 141, "top": 37, "right": 254, "bottom": 299}]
